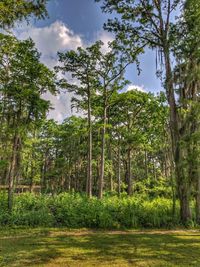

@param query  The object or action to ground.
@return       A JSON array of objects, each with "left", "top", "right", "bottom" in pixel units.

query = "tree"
[
  {"left": 0, "top": 34, "right": 56, "bottom": 210},
  {"left": 171, "top": 0, "right": 200, "bottom": 223},
  {"left": 57, "top": 43, "right": 101, "bottom": 197},
  {"left": 96, "top": 0, "right": 198, "bottom": 224},
  {"left": 90, "top": 41, "right": 140, "bottom": 198},
  {"left": 92, "top": 44, "right": 128, "bottom": 199},
  {"left": 35, "top": 117, "right": 88, "bottom": 194},
  {"left": 109, "top": 90, "right": 167, "bottom": 195},
  {"left": 0, "top": 0, "right": 48, "bottom": 29},
  {"left": 57, "top": 40, "right": 140, "bottom": 198}
]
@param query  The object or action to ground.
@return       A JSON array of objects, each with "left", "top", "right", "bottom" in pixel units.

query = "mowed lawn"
[{"left": 0, "top": 228, "right": 200, "bottom": 267}]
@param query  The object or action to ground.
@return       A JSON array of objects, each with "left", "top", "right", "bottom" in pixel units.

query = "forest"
[{"left": 0, "top": 1, "right": 200, "bottom": 265}]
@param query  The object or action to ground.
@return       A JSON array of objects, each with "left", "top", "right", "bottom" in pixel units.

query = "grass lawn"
[{"left": 0, "top": 228, "right": 200, "bottom": 266}]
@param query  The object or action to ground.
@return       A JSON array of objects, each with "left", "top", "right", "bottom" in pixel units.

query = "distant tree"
[
  {"left": 91, "top": 41, "right": 142, "bottom": 198},
  {"left": 57, "top": 40, "right": 141, "bottom": 198},
  {"left": 57, "top": 43, "right": 101, "bottom": 197},
  {"left": 109, "top": 90, "right": 167, "bottom": 195}
]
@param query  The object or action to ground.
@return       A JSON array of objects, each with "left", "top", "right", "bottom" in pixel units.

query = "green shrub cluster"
[{"left": 0, "top": 192, "right": 179, "bottom": 228}]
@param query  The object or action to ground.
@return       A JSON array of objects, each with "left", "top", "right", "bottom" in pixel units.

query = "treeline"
[
  {"left": 9, "top": 92, "right": 168, "bottom": 195},
  {"left": 0, "top": 0, "right": 199, "bottom": 226}
]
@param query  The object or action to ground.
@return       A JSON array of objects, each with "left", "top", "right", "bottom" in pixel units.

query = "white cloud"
[
  {"left": 15, "top": 21, "right": 83, "bottom": 56},
  {"left": 93, "top": 31, "right": 114, "bottom": 53},
  {"left": 44, "top": 91, "right": 73, "bottom": 122},
  {"left": 126, "top": 84, "right": 146, "bottom": 93},
  {"left": 14, "top": 21, "right": 85, "bottom": 122},
  {"left": 13, "top": 22, "right": 114, "bottom": 121},
  {"left": 15, "top": 20, "right": 114, "bottom": 58}
]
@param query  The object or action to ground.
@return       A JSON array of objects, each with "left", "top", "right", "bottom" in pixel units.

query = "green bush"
[
  {"left": 0, "top": 192, "right": 180, "bottom": 228},
  {"left": 0, "top": 193, "right": 10, "bottom": 225},
  {"left": 11, "top": 193, "right": 54, "bottom": 227}
]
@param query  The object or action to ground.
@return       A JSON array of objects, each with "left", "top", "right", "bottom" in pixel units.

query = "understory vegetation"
[{"left": 0, "top": 192, "right": 184, "bottom": 228}]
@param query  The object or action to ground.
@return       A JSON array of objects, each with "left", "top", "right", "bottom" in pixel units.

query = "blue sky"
[
  {"left": 45, "top": 0, "right": 161, "bottom": 91},
  {"left": 15, "top": 0, "right": 162, "bottom": 120},
  {"left": 44, "top": 0, "right": 108, "bottom": 38}
]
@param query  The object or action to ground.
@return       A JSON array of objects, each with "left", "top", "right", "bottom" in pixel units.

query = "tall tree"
[
  {"left": 0, "top": 34, "right": 56, "bottom": 210},
  {"left": 57, "top": 43, "right": 101, "bottom": 197},
  {"left": 57, "top": 40, "right": 141, "bottom": 198},
  {"left": 172, "top": 0, "right": 200, "bottom": 223},
  {"left": 91, "top": 41, "right": 140, "bottom": 198},
  {"left": 96, "top": 0, "right": 197, "bottom": 223}
]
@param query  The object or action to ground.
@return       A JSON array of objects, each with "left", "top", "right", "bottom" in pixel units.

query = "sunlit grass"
[{"left": 0, "top": 228, "right": 200, "bottom": 266}]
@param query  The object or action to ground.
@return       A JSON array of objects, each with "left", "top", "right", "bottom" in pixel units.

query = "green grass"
[{"left": 0, "top": 228, "right": 200, "bottom": 266}]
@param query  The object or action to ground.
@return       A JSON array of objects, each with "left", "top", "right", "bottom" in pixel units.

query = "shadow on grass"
[{"left": 0, "top": 230, "right": 200, "bottom": 266}]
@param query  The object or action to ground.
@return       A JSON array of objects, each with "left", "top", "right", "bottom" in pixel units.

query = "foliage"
[
  {"left": 0, "top": 193, "right": 180, "bottom": 228},
  {"left": 0, "top": 0, "right": 48, "bottom": 29}
]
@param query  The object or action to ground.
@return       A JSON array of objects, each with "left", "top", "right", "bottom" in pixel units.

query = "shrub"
[
  {"left": 0, "top": 192, "right": 181, "bottom": 228},
  {"left": 11, "top": 193, "right": 54, "bottom": 227}
]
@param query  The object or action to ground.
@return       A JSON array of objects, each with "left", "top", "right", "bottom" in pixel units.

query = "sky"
[{"left": 14, "top": 0, "right": 162, "bottom": 121}]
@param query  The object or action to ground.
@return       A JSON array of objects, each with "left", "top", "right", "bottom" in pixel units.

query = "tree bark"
[
  {"left": 86, "top": 90, "right": 92, "bottom": 197},
  {"left": 108, "top": 134, "right": 113, "bottom": 192},
  {"left": 196, "top": 169, "right": 200, "bottom": 224},
  {"left": 144, "top": 149, "right": 148, "bottom": 179},
  {"left": 169, "top": 147, "right": 176, "bottom": 220},
  {"left": 98, "top": 105, "right": 107, "bottom": 199},
  {"left": 7, "top": 133, "right": 20, "bottom": 211},
  {"left": 117, "top": 143, "right": 121, "bottom": 196},
  {"left": 179, "top": 184, "right": 191, "bottom": 224},
  {"left": 41, "top": 153, "right": 47, "bottom": 194},
  {"left": 127, "top": 147, "right": 132, "bottom": 196},
  {"left": 164, "top": 49, "right": 191, "bottom": 224}
]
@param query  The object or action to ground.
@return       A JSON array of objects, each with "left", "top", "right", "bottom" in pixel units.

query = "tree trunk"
[
  {"left": 30, "top": 156, "right": 34, "bottom": 193},
  {"left": 108, "top": 134, "right": 113, "bottom": 192},
  {"left": 127, "top": 147, "right": 132, "bottom": 196},
  {"left": 175, "top": 149, "right": 191, "bottom": 224},
  {"left": 98, "top": 106, "right": 107, "bottom": 199},
  {"left": 144, "top": 149, "right": 148, "bottom": 179},
  {"left": 117, "top": 143, "right": 121, "bottom": 196},
  {"left": 95, "top": 157, "right": 100, "bottom": 196},
  {"left": 86, "top": 92, "right": 92, "bottom": 198},
  {"left": 7, "top": 133, "right": 20, "bottom": 211},
  {"left": 196, "top": 170, "right": 200, "bottom": 224},
  {"left": 164, "top": 49, "right": 191, "bottom": 224},
  {"left": 41, "top": 153, "right": 47, "bottom": 193},
  {"left": 169, "top": 148, "right": 176, "bottom": 220},
  {"left": 179, "top": 185, "right": 191, "bottom": 224}
]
